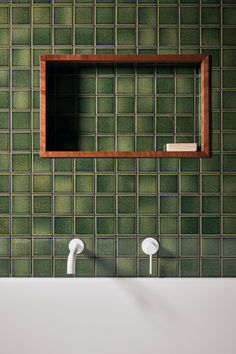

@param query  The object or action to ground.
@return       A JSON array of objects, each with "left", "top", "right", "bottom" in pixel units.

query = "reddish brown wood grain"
[{"left": 40, "top": 54, "right": 209, "bottom": 158}]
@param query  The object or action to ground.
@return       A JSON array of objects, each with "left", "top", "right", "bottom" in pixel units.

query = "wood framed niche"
[{"left": 40, "top": 54, "right": 209, "bottom": 158}]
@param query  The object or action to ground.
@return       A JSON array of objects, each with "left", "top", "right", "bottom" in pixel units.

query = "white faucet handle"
[
  {"left": 67, "top": 239, "right": 84, "bottom": 275},
  {"left": 141, "top": 238, "right": 159, "bottom": 275}
]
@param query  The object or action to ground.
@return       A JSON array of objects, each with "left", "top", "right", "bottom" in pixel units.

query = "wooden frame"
[{"left": 40, "top": 54, "right": 209, "bottom": 158}]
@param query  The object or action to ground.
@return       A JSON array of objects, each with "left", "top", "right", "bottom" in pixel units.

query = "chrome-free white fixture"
[
  {"left": 67, "top": 239, "right": 84, "bottom": 275},
  {"left": 166, "top": 143, "right": 197, "bottom": 152},
  {"left": 141, "top": 238, "right": 159, "bottom": 275}
]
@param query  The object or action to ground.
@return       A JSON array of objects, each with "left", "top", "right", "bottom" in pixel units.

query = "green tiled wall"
[{"left": 0, "top": 0, "right": 236, "bottom": 277}]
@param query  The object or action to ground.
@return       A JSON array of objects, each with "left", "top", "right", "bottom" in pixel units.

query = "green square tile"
[
  {"left": 96, "top": 28, "right": 114, "bottom": 45},
  {"left": 138, "top": 216, "right": 156, "bottom": 235},
  {"left": 117, "top": 7, "right": 135, "bottom": 24},
  {"left": 12, "top": 133, "right": 30, "bottom": 151},
  {"left": 12, "top": 217, "right": 30, "bottom": 235},
  {"left": 223, "top": 217, "right": 236, "bottom": 234},
  {"left": 97, "top": 77, "right": 114, "bottom": 94},
  {"left": 202, "top": 154, "right": 220, "bottom": 172},
  {"left": 33, "top": 6, "right": 50, "bottom": 24},
  {"left": 33, "top": 196, "right": 51, "bottom": 214},
  {"left": 33, "top": 49, "right": 50, "bottom": 66},
  {"left": 138, "top": 175, "right": 156, "bottom": 194},
  {"left": 223, "top": 259, "right": 236, "bottom": 277},
  {"left": 180, "top": 7, "right": 199, "bottom": 24},
  {"left": 160, "top": 175, "right": 178, "bottom": 193},
  {"left": 33, "top": 259, "right": 52, "bottom": 277},
  {"left": 12, "top": 91, "right": 30, "bottom": 109},
  {"left": 202, "top": 217, "right": 220, "bottom": 235},
  {"left": 137, "top": 97, "right": 154, "bottom": 113},
  {"left": 139, "top": 196, "right": 157, "bottom": 214},
  {"left": 202, "top": 238, "right": 219, "bottom": 257},
  {"left": 181, "top": 237, "right": 199, "bottom": 256},
  {"left": 0, "top": 70, "right": 9, "bottom": 88},
  {"left": 223, "top": 7, "right": 236, "bottom": 25},
  {"left": 223, "top": 91, "right": 236, "bottom": 110},
  {"left": 78, "top": 97, "right": 95, "bottom": 113},
  {"left": 138, "top": 28, "right": 156, "bottom": 46},
  {"left": 0, "top": 258, "right": 9, "bottom": 275},
  {"left": 160, "top": 196, "right": 178, "bottom": 214},
  {"left": 54, "top": 6, "right": 72, "bottom": 24},
  {"left": 117, "top": 28, "right": 135, "bottom": 45},
  {"left": 0, "top": 175, "right": 9, "bottom": 193},
  {"left": 96, "top": 158, "right": 114, "bottom": 172},
  {"left": 223, "top": 155, "right": 236, "bottom": 172},
  {"left": 12, "top": 175, "right": 30, "bottom": 193},
  {"left": 181, "top": 175, "right": 199, "bottom": 193},
  {"left": 181, "top": 217, "right": 199, "bottom": 235},
  {"left": 138, "top": 158, "right": 157, "bottom": 172},
  {"left": 97, "top": 116, "right": 114, "bottom": 133},
  {"left": 54, "top": 175, "right": 72, "bottom": 193},
  {"left": 0, "top": 29, "right": 9, "bottom": 45},
  {"left": 118, "top": 175, "right": 136, "bottom": 193},
  {"left": 12, "top": 49, "right": 29, "bottom": 67},
  {"left": 159, "top": 28, "right": 178, "bottom": 46},
  {"left": 117, "top": 116, "right": 134, "bottom": 133},
  {"left": 202, "top": 196, "right": 220, "bottom": 214},
  {"left": 33, "top": 238, "right": 51, "bottom": 256},
  {"left": 176, "top": 77, "right": 193, "bottom": 94},
  {"left": 223, "top": 175, "right": 236, "bottom": 193},
  {"left": 33, "top": 175, "right": 51, "bottom": 193},
  {"left": 0, "top": 238, "right": 10, "bottom": 256},
  {"left": 75, "top": 7, "right": 93, "bottom": 24},
  {"left": 0, "top": 92, "right": 9, "bottom": 109},
  {"left": 76, "top": 217, "right": 94, "bottom": 235},
  {"left": 0, "top": 154, "right": 9, "bottom": 172},
  {"left": 159, "top": 237, "right": 177, "bottom": 257},
  {"left": 0, "top": 196, "right": 9, "bottom": 213},
  {"left": 201, "top": 259, "right": 220, "bottom": 277},
  {"left": 77, "top": 77, "right": 95, "bottom": 94},
  {"left": 12, "top": 238, "right": 31, "bottom": 256},
  {"left": 156, "top": 136, "right": 173, "bottom": 151},
  {"left": 223, "top": 28, "right": 236, "bottom": 46},
  {"left": 176, "top": 97, "right": 193, "bottom": 114},
  {"left": 76, "top": 158, "right": 93, "bottom": 172},
  {"left": 118, "top": 217, "right": 136, "bottom": 235},
  {"left": 0, "top": 7, "right": 9, "bottom": 24},
  {"left": 12, "top": 28, "right": 30, "bottom": 45},
  {"left": 117, "top": 159, "right": 135, "bottom": 172},
  {"left": 96, "top": 7, "right": 114, "bottom": 24},
  {"left": 0, "top": 217, "right": 9, "bottom": 234},
  {"left": 0, "top": 133, "right": 9, "bottom": 151},
  {"left": 54, "top": 158, "right": 72, "bottom": 172},
  {"left": 181, "top": 196, "right": 199, "bottom": 214},
  {"left": 0, "top": 112, "right": 9, "bottom": 130},
  {"left": 76, "top": 258, "right": 94, "bottom": 277},
  {"left": 12, "top": 6, "right": 30, "bottom": 24},
  {"left": 76, "top": 175, "right": 93, "bottom": 193},
  {"left": 223, "top": 70, "right": 236, "bottom": 89},
  {"left": 33, "top": 28, "right": 51, "bottom": 45},
  {"left": 117, "top": 77, "right": 134, "bottom": 94},
  {"left": 137, "top": 77, "right": 154, "bottom": 94},
  {"left": 0, "top": 49, "right": 9, "bottom": 66},
  {"left": 180, "top": 259, "right": 198, "bottom": 277},
  {"left": 117, "top": 97, "right": 134, "bottom": 114},
  {"left": 54, "top": 196, "right": 72, "bottom": 215},
  {"left": 202, "top": 28, "right": 220, "bottom": 45},
  {"left": 223, "top": 238, "right": 236, "bottom": 256},
  {"left": 201, "top": 7, "right": 219, "bottom": 24},
  {"left": 96, "top": 196, "right": 114, "bottom": 214},
  {"left": 54, "top": 28, "right": 72, "bottom": 45},
  {"left": 12, "top": 196, "right": 30, "bottom": 214},
  {"left": 159, "top": 158, "right": 178, "bottom": 172},
  {"left": 54, "top": 237, "right": 73, "bottom": 257},
  {"left": 97, "top": 175, "right": 115, "bottom": 193},
  {"left": 137, "top": 136, "right": 154, "bottom": 151},
  {"left": 96, "top": 258, "right": 115, "bottom": 277},
  {"left": 159, "top": 258, "right": 178, "bottom": 277},
  {"left": 97, "top": 237, "right": 114, "bottom": 256},
  {"left": 223, "top": 196, "right": 236, "bottom": 214},
  {"left": 97, "top": 217, "right": 114, "bottom": 234},
  {"left": 159, "top": 6, "right": 177, "bottom": 24},
  {"left": 157, "top": 97, "right": 174, "bottom": 113},
  {"left": 118, "top": 238, "right": 136, "bottom": 256},
  {"left": 33, "top": 154, "right": 51, "bottom": 173},
  {"left": 54, "top": 259, "right": 67, "bottom": 277},
  {"left": 138, "top": 7, "right": 156, "bottom": 25},
  {"left": 180, "top": 158, "right": 198, "bottom": 172},
  {"left": 117, "top": 258, "right": 136, "bottom": 277},
  {"left": 118, "top": 196, "right": 136, "bottom": 214},
  {"left": 12, "top": 259, "right": 31, "bottom": 277},
  {"left": 33, "top": 70, "right": 40, "bottom": 88},
  {"left": 12, "top": 154, "right": 30, "bottom": 172},
  {"left": 54, "top": 217, "right": 72, "bottom": 235},
  {"left": 75, "top": 196, "right": 93, "bottom": 214}
]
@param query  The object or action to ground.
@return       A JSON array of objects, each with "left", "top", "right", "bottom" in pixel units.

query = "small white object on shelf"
[{"left": 166, "top": 143, "right": 197, "bottom": 152}]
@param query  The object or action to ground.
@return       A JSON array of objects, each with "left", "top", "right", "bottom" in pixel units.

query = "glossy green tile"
[
  {"left": 137, "top": 97, "right": 154, "bottom": 114},
  {"left": 54, "top": 217, "right": 72, "bottom": 235},
  {"left": 76, "top": 158, "right": 93, "bottom": 172},
  {"left": 137, "top": 77, "right": 154, "bottom": 95},
  {"left": 54, "top": 196, "right": 72, "bottom": 215},
  {"left": 118, "top": 196, "right": 136, "bottom": 214},
  {"left": 0, "top": 217, "right": 9, "bottom": 234},
  {"left": 0, "top": 49, "right": 9, "bottom": 66},
  {"left": 96, "top": 28, "right": 114, "bottom": 45},
  {"left": 12, "top": 196, "right": 30, "bottom": 214},
  {"left": 202, "top": 28, "right": 220, "bottom": 45},
  {"left": 97, "top": 117, "right": 114, "bottom": 133},
  {"left": 223, "top": 259, "right": 236, "bottom": 277},
  {"left": 96, "top": 158, "right": 114, "bottom": 172},
  {"left": 0, "top": 175, "right": 9, "bottom": 193},
  {"left": 98, "top": 136, "right": 114, "bottom": 150},
  {"left": 118, "top": 238, "right": 135, "bottom": 256},
  {"left": 202, "top": 196, "right": 220, "bottom": 214},
  {"left": 201, "top": 6, "right": 219, "bottom": 24},
  {"left": 201, "top": 259, "right": 220, "bottom": 277},
  {"left": 181, "top": 217, "right": 198, "bottom": 235},
  {"left": 0, "top": 196, "right": 9, "bottom": 214},
  {"left": 118, "top": 217, "right": 136, "bottom": 235},
  {"left": 181, "top": 28, "right": 199, "bottom": 45},
  {"left": 75, "top": 196, "right": 93, "bottom": 214},
  {"left": 0, "top": 238, "right": 10, "bottom": 256},
  {"left": 117, "top": 7, "right": 135, "bottom": 24},
  {"left": 160, "top": 196, "right": 178, "bottom": 214},
  {"left": 0, "top": 92, "right": 9, "bottom": 109},
  {"left": 12, "top": 91, "right": 30, "bottom": 109},
  {"left": 202, "top": 238, "right": 219, "bottom": 257},
  {"left": 139, "top": 196, "right": 157, "bottom": 214},
  {"left": 157, "top": 97, "right": 174, "bottom": 114},
  {"left": 97, "top": 238, "right": 114, "bottom": 256},
  {"left": 117, "top": 258, "right": 136, "bottom": 277},
  {"left": 223, "top": 28, "right": 236, "bottom": 46},
  {"left": 180, "top": 175, "right": 198, "bottom": 193},
  {"left": 33, "top": 28, "right": 51, "bottom": 45},
  {"left": 97, "top": 77, "right": 114, "bottom": 94},
  {"left": 33, "top": 196, "right": 51, "bottom": 214},
  {"left": 33, "top": 175, "right": 51, "bottom": 193},
  {"left": 118, "top": 175, "right": 136, "bottom": 193},
  {"left": 12, "top": 28, "right": 30, "bottom": 45},
  {"left": 0, "top": 7, "right": 9, "bottom": 24},
  {"left": 54, "top": 28, "right": 72, "bottom": 45},
  {"left": 223, "top": 217, "right": 236, "bottom": 234},
  {"left": 202, "top": 217, "right": 220, "bottom": 235},
  {"left": 76, "top": 175, "right": 93, "bottom": 193},
  {"left": 96, "top": 196, "right": 114, "bottom": 214},
  {"left": 76, "top": 217, "right": 94, "bottom": 235},
  {"left": 160, "top": 158, "right": 178, "bottom": 172},
  {"left": 117, "top": 116, "right": 134, "bottom": 133},
  {"left": 138, "top": 258, "right": 157, "bottom": 277},
  {"left": 12, "top": 259, "right": 31, "bottom": 277},
  {"left": 138, "top": 175, "right": 156, "bottom": 194},
  {"left": 180, "top": 259, "right": 199, "bottom": 277},
  {"left": 33, "top": 238, "right": 51, "bottom": 256},
  {"left": 159, "top": 6, "right": 177, "bottom": 24},
  {"left": 33, "top": 6, "right": 50, "bottom": 24},
  {"left": 159, "top": 258, "right": 178, "bottom": 277},
  {"left": 156, "top": 77, "right": 174, "bottom": 94},
  {"left": 117, "top": 77, "right": 134, "bottom": 94},
  {"left": 54, "top": 259, "right": 67, "bottom": 277},
  {"left": 117, "top": 159, "right": 135, "bottom": 172},
  {"left": 12, "top": 6, "right": 30, "bottom": 24},
  {"left": 75, "top": 7, "right": 93, "bottom": 24},
  {"left": 12, "top": 217, "right": 30, "bottom": 235},
  {"left": 0, "top": 29, "right": 9, "bottom": 45},
  {"left": 159, "top": 175, "right": 177, "bottom": 193},
  {"left": 137, "top": 136, "right": 154, "bottom": 151},
  {"left": 202, "top": 154, "right": 220, "bottom": 172},
  {"left": 96, "top": 259, "right": 115, "bottom": 277},
  {"left": 223, "top": 238, "right": 236, "bottom": 256},
  {"left": 138, "top": 158, "right": 156, "bottom": 172},
  {"left": 96, "top": 7, "right": 114, "bottom": 24},
  {"left": 33, "top": 49, "right": 50, "bottom": 66},
  {"left": 180, "top": 7, "right": 198, "bottom": 24},
  {"left": 117, "top": 28, "right": 135, "bottom": 45},
  {"left": 181, "top": 237, "right": 199, "bottom": 256},
  {"left": 54, "top": 6, "right": 72, "bottom": 24},
  {"left": 54, "top": 175, "right": 72, "bottom": 193},
  {"left": 223, "top": 196, "right": 236, "bottom": 214},
  {"left": 117, "top": 97, "right": 134, "bottom": 114},
  {"left": 12, "top": 133, "right": 30, "bottom": 151},
  {"left": 138, "top": 28, "right": 156, "bottom": 46},
  {"left": 223, "top": 91, "right": 236, "bottom": 110},
  {"left": 0, "top": 112, "right": 9, "bottom": 130},
  {"left": 159, "top": 237, "right": 177, "bottom": 257},
  {"left": 223, "top": 7, "right": 236, "bottom": 24},
  {"left": 12, "top": 238, "right": 30, "bottom": 256},
  {"left": 97, "top": 217, "right": 114, "bottom": 234},
  {"left": 223, "top": 155, "right": 236, "bottom": 172},
  {"left": 0, "top": 133, "right": 9, "bottom": 151},
  {"left": 181, "top": 196, "right": 199, "bottom": 214},
  {"left": 0, "top": 70, "right": 9, "bottom": 88},
  {"left": 12, "top": 154, "right": 30, "bottom": 172},
  {"left": 76, "top": 259, "right": 94, "bottom": 277},
  {"left": 97, "top": 175, "right": 115, "bottom": 193},
  {"left": 159, "top": 28, "right": 178, "bottom": 46},
  {"left": 223, "top": 175, "right": 236, "bottom": 193},
  {"left": 138, "top": 7, "right": 156, "bottom": 25},
  {"left": 97, "top": 97, "right": 114, "bottom": 113},
  {"left": 33, "top": 259, "right": 52, "bottom": 277},
  {"left": 33, "top": 155, "right": 51, "bottom": 173}
]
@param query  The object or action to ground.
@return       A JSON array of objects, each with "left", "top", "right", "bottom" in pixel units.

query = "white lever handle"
[{"left": 141, "top": 238, "right": 159, "bottom": 275}]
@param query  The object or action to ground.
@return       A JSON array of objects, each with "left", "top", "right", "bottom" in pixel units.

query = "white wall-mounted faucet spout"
[{"left": 67, "top": 239, "right": 84, "bottom": 275}]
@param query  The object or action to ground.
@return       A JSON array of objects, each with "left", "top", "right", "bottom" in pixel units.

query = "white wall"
[{"left": 0, "top": 279, "right": 235, "bottom": 354}]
